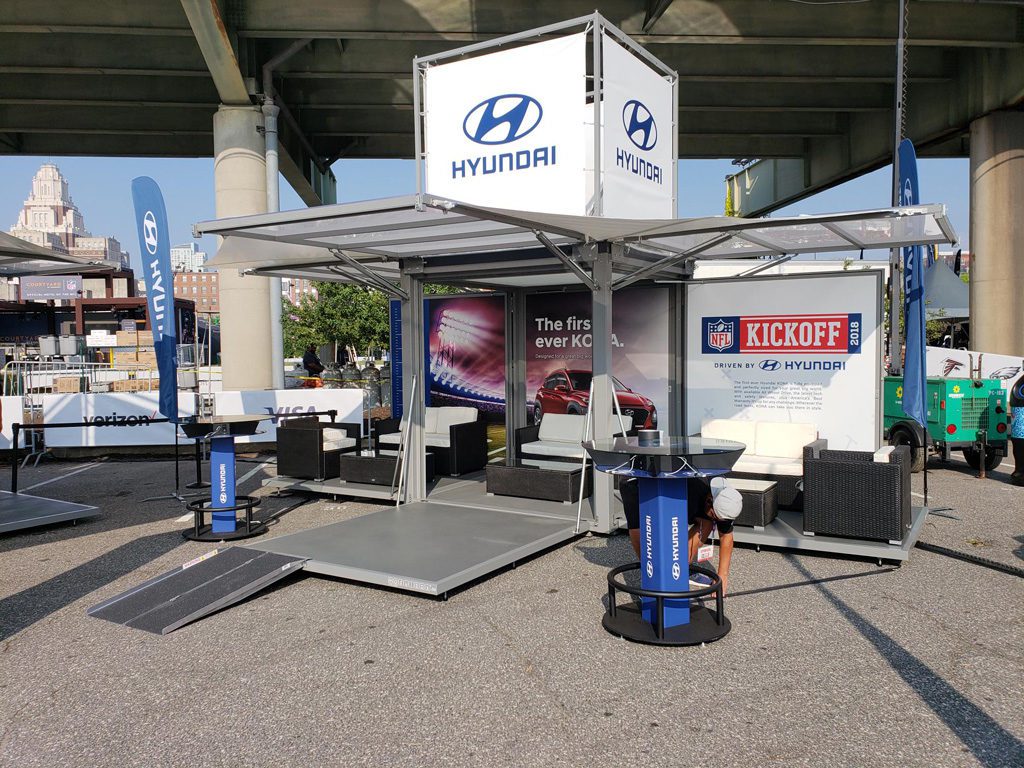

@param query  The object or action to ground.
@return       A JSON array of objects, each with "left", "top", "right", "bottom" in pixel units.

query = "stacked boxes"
[{"left": 54, "top": 376, "right": 87, "bottom": 393}]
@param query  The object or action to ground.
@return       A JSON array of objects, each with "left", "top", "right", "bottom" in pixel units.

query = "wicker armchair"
[
  {"left": 277, "top": 417, "right": 361, "bottom": 481},
  {"left": 802, "top": 445, "right": 912, "bottom": 543}
]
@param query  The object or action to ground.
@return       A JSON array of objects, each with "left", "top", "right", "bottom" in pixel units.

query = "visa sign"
[{"left": 702, "top": 313, "right": 862, "bottom": 355}]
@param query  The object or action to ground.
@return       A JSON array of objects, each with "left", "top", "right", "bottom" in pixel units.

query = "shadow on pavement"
[
  {"left": 0, "top": 529, "right": 187, "bottom": 642},
  {"left": 787, "top": 554, "right": 1024, "bottom": 768}
]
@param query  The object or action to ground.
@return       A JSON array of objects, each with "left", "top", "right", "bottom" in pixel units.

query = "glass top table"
[{"left": 583, "top": 436, "right": 746, "bottom": 478}]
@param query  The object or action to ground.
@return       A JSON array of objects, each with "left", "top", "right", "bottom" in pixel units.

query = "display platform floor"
[
  {"left": 0, "top": 490, "right": 100, "bottom": 534},
  {"left": 246, "top": 500, "right": 579, "bottom": 596},
  {"left": 730, "top": 506, "right": 930, "bottom": 563},
  {"left": 263, "top": 475, "right": 401, "bottom": 502}
]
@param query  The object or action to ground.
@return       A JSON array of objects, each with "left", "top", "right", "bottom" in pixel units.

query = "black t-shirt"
[{"left": 622, "top": 477, "right": 732, "bottom": 535}]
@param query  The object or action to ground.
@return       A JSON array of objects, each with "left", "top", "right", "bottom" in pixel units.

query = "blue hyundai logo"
[
  {"left": 622, "top": 100, "right": 657, "bottom": 151},
  {"left": 759, "top": 359, "right": 782, "bottom": 371},
  {"left": 463, "top": 94, "right": 543, "bottom": 145}
]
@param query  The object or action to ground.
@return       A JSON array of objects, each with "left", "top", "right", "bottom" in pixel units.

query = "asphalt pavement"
[{"left": 0, "top": 452, "right": 1021, "bottom": 768}]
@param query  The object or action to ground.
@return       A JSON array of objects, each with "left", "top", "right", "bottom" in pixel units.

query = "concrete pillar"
[
  {"left": 213, "top": 105, "right": 273, "bottom": 390},
  {"left": 969, "top": 110, "right": 1024, "bottom": 358}
]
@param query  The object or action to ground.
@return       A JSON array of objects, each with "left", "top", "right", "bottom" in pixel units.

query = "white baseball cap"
[{"left": 709, "top": 477, "right": 743, "bottom": 521}]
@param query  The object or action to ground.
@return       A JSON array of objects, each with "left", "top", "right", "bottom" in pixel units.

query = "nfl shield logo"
[{"left": 707, "top": 319, "right": 734, "bottom": 351}]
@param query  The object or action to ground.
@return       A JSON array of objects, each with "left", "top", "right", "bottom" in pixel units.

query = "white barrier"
[
  {"left": 214, "top": 389, "right": 364, "bottom": 444},
  {"left": 926, "top": 346, "right": 1022, "bottom": 391},
  {"left": 41, "top": 393, "right": 197, "bottom": 447},
  {"left": 0, "top": 396, "right": 25, "bottom": 449}
]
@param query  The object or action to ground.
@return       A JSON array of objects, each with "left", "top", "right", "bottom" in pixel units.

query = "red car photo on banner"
[{"left": 525, "top": 286, "right": 670, "bottom": 430}]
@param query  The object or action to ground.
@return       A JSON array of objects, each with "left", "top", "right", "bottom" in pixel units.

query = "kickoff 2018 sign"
[
  {"left": 702, "top": 313, "right": 862, "bottom": 355},
  {"left": 685, "top": 272, "right": 882, "bottom": 452}
]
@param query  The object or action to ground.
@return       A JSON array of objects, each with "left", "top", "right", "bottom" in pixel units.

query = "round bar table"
[
  {"left": 584, "top": 435, "right": 746, "bottom": 646},
  {"left": 179, "top": 415, "right": 270, "bottom": 542}
]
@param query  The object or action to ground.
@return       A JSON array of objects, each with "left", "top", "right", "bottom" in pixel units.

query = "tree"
[{"left": 282, "top": 281, "right": 466, "bottom": 359}]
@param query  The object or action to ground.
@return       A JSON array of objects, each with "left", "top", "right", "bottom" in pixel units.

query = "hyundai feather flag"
[
  {"left": 131, "top": 177, "right": 178, "bottom": 423},
  {"left": 898, "top": 139, "right": 927, "bottom": 427}
]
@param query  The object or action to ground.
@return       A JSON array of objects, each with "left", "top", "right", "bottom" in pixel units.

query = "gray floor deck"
[
  {"left": 0, "top": 490, "right": 100, "bottom": 534},
  {"left": 246, "top": 501, "right": 579, "bottom": 596}
]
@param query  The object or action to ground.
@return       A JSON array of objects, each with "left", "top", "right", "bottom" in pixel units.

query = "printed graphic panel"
[
  {"left": 525, "top": 286, "right": 670, "bottom": 431},
  {"left": 685, "top": 273, "right": 881, "bottom": 451},
  {"left": 601, "top": 34, "right": 674, "bottom": 219},
  {"left": 424, "top": 33, "right": 587, "bottom": 214},
  {"left": 214, "top": 389, "right": 363, "bottom": 444},
  {"left": 42, "top": 393, "right": 196, "bottom": 447}
]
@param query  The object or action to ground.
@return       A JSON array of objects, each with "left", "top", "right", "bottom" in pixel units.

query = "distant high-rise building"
[
  {"left": 8, "top": 163, "right": 131, "bottom": 270},
  {"left": 170, "top": 242, "right": 207, "bottom": 272},
  {"left": 283, "top": 277, "right": 318, "bottom": 305}
]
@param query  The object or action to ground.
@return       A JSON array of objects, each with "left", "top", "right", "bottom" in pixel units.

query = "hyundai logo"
[
  {"left": 671, "top": 563, "right": 681, "bottom": 580},
  {"left": 646, "top": 560, "right": 654, "bottom": 578},
  {"left": 143, "top": 211, "right": 158, "bottom": 255},
  {"left": 759, "top": 359, "right": 782, "bottom": 371},
  {"left": 463, "top": 94, "right": 543, "bottom": 145},
  {"left": 622, "top": 100, "right": 657, "bottom": 151}
]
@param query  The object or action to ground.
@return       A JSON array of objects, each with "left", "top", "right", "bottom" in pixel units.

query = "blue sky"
[{"left": 0, "top": 155, "right": 969, "bottom": 273}]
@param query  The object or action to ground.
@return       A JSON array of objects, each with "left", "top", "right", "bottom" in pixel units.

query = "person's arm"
[
  {"left": 688, "top": 519, "right": 714, "bottom": 562},
  {"left": 717, "top": 531, "right": 734, "bottom": 595}
]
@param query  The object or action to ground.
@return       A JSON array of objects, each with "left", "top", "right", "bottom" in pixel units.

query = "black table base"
[
  {"left": 183, "top": 495, "right": 266, "bottom": 542},
  {"left": 603, "top": 562, "right": 732, "bottom": 646}
]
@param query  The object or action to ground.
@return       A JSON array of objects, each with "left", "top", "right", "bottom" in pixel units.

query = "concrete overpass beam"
[
  {"left": 213, "top": 105, "right": 273, "bottom": 390},
  {"left": 969, "top": 110, "right": 1024, "bottom": 359}
]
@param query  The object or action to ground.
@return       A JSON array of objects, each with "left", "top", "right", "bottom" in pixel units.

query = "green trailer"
[{"left": 883, "top": 376, "right": 1009, "bottom": 473}]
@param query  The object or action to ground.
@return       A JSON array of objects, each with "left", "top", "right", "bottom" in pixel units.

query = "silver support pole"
[
  {"left": 590, "top": 244, "right": 616, "bottom": 533},
  {"left": 592, "top": 14, "right": 604, "bottom": 216},
  {"left": 575, "top": 379, "right": 596, "bottom": 534},
  {"left": 400, "top": 263, "right": 426, "bottom": 502},
  {"left": 413, "top": 61, "right": 425, "bottom": 206},
  {"left": 262, "top": 101, "right": 286, "bottom": 390},
  {"left": 888, "top": 0, "right": 909, "bottom": 375}
]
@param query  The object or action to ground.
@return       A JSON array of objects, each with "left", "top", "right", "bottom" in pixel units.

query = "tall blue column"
[
  {"left": 210, "top": 435, "right": 237, "bottom": 533},
  {"left": 638, "top": 476, "right": 690, "bottom": 628}
]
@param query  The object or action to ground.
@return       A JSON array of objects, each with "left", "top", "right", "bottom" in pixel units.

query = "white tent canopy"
[
  {"left": 924, "top": 259, "right": 970, "bottom": 318},
  {"left": 196, "top": 195, "right": 957, "bottom": 291},
  {"left": 0, "top": 231, "right": 121, "bottom": 277}
]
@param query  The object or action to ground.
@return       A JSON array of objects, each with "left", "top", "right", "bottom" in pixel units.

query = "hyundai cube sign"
[
  {"left": 601, "top": 35, "right": 674, "bottom": 218},
  {"left": 686, "top": 273, "right": 883, "bottom": 452},
  {"left": 424, "top": 34, "right": 587, "bottom": 214}
]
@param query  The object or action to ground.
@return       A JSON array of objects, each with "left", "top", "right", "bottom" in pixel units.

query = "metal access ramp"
[
  {"left": 246, "top": 501, "right": 580, "bottom": 597},
  {"left": 88, "top": 547, "right": 307, "bottom": 634},
  {"left": 0, "top": 490, "right": 100, "bottom": 534}
]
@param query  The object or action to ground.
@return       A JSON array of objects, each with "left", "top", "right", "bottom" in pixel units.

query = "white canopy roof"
[
  {"left": 0, "top": 231, "right": 121, "bottom": 277},
  {"left": 196, "top": 195, "right": 958, "bottom": 292}
]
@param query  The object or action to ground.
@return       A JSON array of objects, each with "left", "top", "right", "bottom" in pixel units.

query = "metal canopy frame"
[
  {"left": 196, "top": 194, "right": 956, "bottom": 530},
  {"left": 411, "top": 12, "right": 679, "bottom": 216}
]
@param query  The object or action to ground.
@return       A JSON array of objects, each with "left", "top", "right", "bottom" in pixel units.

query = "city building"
[
  {"left": 9, "top": 163, "right": 131, "bottom": 269},
  {"left": 282, "top": 277, "right": 318, "bottom": 305},
  {"left": 170, "top": 242, "right": 207, "bottom": 272},
  {"left": 173, "top": 270, "right": 219, "bottom": 316}
]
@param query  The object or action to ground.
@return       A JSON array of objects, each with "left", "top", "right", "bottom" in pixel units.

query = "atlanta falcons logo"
[{"left": 941, "top": 358, "right": 964, "bottom": 376}]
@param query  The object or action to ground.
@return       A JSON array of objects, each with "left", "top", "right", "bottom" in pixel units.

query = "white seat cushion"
[
  {"left": 520, "top": 440, "right": 586, "bottom": 459},
  {"left": 378, "top": 432, "right": 402, "bottom": 446},
  {"left": 702, "top": 418, "right": 757, "bottom": 449},
  {"left": 732, "top": 455, "right": 804, "bottom": 477},
  {"left": 433, "top": 406, "right": 477, "bottom": 434},
  {"left": 424, "top": 407, "right": 439, "bottom": 434},
  {"left": 323, "top": 437, "right": 357, "bottom": 451},
  {"left": 425, "top": 434, "right": 451, "bottom": 448},
  {"left": 873, "top": 445, "right": 895, "bottom": 463},
  {"left": 753, "top": 422, "right": 817, "bottom": 459},
  {"left": 538, "top": 413, "right": 587, "bottom": 443}
]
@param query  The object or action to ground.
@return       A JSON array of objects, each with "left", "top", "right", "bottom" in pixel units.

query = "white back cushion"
[
  {"left": 873, "top": 445, "right": 896, "bottom": 463},
  {"left": 754, "top": 421, "right": 817, "bottom": 459},
  {"left": 538, "top": 413, "right": 587, "bottom": 443},
  {"left": 424, "top": 407, "right": 439, "bottom": 434},
  {"left": 434, "top": 406, "right": 477, "bottom": 433},
  {"left": 701, "top": 419, "right": 757, "bottom": 449}
]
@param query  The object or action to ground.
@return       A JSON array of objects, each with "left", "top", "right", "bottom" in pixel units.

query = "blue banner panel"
[
  {"left": 898, "top": 139, "right": 928, "bottom": 427},
  {"left": 210, "top": 435, "right": 236, "bottom": 533},
  {"left": 130, "top": 177, "right": 178, "bottom": 423}
]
